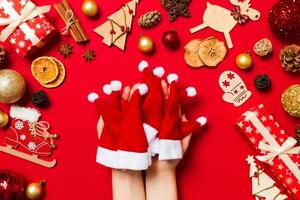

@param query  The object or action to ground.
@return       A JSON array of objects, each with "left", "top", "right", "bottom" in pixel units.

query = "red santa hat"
[
  {"left": 158, "top": 73, "right": 183, "bottom": 160},
  {"left": 138, "top": 60, "right": 165, "bottom": 145},
  {"left": 118, "top": 83, "right": 152, "bottom": 170},
  {"left": 88, "top": 83, "right": 123, "bottom": 169},
  {"left": 181, "top": 116, "right": 207, "bottom": 138}
]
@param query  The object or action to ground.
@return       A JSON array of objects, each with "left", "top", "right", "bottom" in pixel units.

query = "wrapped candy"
[{"left": 236, "top": 104, "right": 300, "bottom": 199}]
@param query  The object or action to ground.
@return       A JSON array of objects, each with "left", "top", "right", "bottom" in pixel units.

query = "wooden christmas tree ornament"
[
  {"left": 246, "top": 155, "right": 288, "bottom": 200},
  {"left": 94, "top": 0, "right": 139, "bottom": 50},
  {"left": 190, "top": 0, "right": 260, "bottom": 48}
]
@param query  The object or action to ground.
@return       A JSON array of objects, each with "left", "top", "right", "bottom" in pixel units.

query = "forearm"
[
  {"left": 112, "top": 169, "right": 146, "bottom": 200},
  {"left": 146, "top": 169, "right": 178, "bottom": 200}
]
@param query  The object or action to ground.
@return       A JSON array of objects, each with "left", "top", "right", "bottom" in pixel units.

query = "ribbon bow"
[
  {"left": 0, "top": 0, "right": 50, "bottom": 42},
  {"left": 256, "top": 137, "right": 300, "bottom": 164},
  {"left": 60, "top": 9, "right": 78, "bottom": 35},
  {"left": 29, "top": 121, "right": 54, "bottom": 145},
  {"left": 231, "top": 6, "right": 249, "bottom": 25}
]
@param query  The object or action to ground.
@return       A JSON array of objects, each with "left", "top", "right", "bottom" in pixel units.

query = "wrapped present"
[
  {"left": 0, "top": 0, "right": 56, "bottom": 57},
  {"left": 236, "top": 104, "right": 300, "bottom": 199}
]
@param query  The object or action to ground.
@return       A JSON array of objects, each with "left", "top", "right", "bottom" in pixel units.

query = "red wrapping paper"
[
  {"left": 236, "top": 104, "right": 300, "bottom": 199},
  {"left": 0, "top": 0, "right": 56, "bottom": 57}
]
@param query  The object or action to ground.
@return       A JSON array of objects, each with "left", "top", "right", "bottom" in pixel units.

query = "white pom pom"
[
  {"left": 186, "top": 87, "right": 197, "bottom": 97},
  {"left": 196, "top": 117, "right": 207, "bottom": 126},
  {"left": 102, "top": 84, "right": 112, "bottom": 95},
  {"left": 88, "top": 93, "right": 99, "bottom": 102},
  {"left": 167, "top": 73, "right": 179, "bottom": 84},
  {"left": 138, "top": 83, "right": 148, "bottom": 95},
  {"left": 138, "top": 60, "right": 149, "bottom": 72},
  {"left": 110, "top": 80, "right": 122, "bottom": 91},
  {"left": 153, "top": 67, "right": 165, "bottom": 78}
]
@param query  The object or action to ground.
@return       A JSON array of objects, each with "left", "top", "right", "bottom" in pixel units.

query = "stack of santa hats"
[{"left": 88, "top": 60, "right": 207, "bottom": 170}]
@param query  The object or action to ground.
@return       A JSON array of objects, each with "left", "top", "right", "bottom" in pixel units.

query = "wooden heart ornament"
[{"left": 219, "top": 70, "right": 251, "bottom": 107}]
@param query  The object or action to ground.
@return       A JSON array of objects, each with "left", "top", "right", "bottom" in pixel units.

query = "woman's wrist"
[{"left": 112, "top": 169, "right": 146, "bottom": 200}]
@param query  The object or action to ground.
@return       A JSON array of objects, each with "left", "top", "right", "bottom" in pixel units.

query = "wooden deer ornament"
[{"left": 190, "top": 0, "right": 260, "bottom": 48}]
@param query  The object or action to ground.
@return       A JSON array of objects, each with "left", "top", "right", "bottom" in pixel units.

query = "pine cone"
[
  {"left": 138, "top": 11, "right": 161, "bottom": 28},
  {"left": 280, "top": 44, "right": 300, "bottom": 72},
  {"left": 0, "top": 46, "right": 6, "bottom": 64}
]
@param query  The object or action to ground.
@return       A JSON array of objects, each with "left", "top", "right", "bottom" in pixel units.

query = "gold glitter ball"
[{"left": 281, "top": 84, "right": 300, "bottom": 118}]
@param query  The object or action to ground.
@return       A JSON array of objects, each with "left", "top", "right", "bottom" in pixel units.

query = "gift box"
[
  {"left": 236, "top": 104, "right": 300, "bottom": 199},
  {"left": 0, "top": 0, "right": 56, "bottom": 57}
]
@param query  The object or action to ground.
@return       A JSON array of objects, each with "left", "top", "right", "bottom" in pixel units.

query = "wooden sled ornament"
[
  {"left": 0, "top": 145, "right": 56, "bottom": 168},
  {"left": 190, "top": 0, "right": 260, "bottom": 48}
]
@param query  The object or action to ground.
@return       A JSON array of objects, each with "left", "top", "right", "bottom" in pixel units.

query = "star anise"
[
  {"left": 83, "top": 50, "right": 96, "bottom": 62},
  {"left": 58, "top": 43, "right": 73, "bottom": 58}
]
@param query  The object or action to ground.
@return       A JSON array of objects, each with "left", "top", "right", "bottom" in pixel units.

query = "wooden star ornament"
[{"left": 160, "top": 0, "right": 191, "bottom": 22}]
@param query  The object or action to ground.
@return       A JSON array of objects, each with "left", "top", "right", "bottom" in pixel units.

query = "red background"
[{"left": 1, "top": 0, "right": 299, "bottom": 199}]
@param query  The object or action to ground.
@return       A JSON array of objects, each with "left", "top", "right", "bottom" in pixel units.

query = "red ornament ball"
[
  {"left": 0, "top": 170, "right": 25, "bottom": 200},
  {"left": 268, "top": 0, "right": 300, "bottom": 40},
  {"left": 162, "top": 29, "right": 180, "bottom": 50}
]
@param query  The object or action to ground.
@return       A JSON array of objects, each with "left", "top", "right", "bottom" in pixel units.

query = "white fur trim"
[
  {"left": 158, "top": 139, "right": 183, "bottom": 160},
  {"left": 96, "top": 146, "right": 118, "bottom": 169},
  {"left": 117, "top": 150, "right": 150, "bottom": 170},
  {"left": 88, "top": 92, "right": 99, "bottom": 102},
  {"left": 167, "top": 73, "right": 179, "bottom": 84},
  {"left": 196, "top": 116, "right": 207, "bottom": 126},
  {"left": 149, "top": 137, "right": 160, "bottom": 156},
  {"left": 138, "top": 60, "right": 148, "bottom": 72},
  {"left": 153, "top": 67, "right": 165, "bottom": 78},
  {"left": 138, "top": 84, "right": 148, "bottom": 96},
  {"left": 10, "top": 106, "right": 41, "bottom": 122},
  {"left": 143, "top": 123, "right": 158, "bottom": 144},
  {"left": 110, "top": 80, "right": 122, "bottom": 91},
  {"left": 102, "top": 84, "right": 112, "bottom": 95},
  {"left": 186, "top": 87, "right": 197, "bottom": 97}
]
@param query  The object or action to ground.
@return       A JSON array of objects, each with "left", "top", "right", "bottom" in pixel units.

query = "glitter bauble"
[
  {"left": 0, "top": 69, "right": 26, "bottom": 104},
  {"left": 281, "top": 84, "right": 300, "bottom": 117},
  {"left": 268, "top": 0, "right": 300, "bottom": 40},
  {"left": 0, "top": 170, "right": 25, "bottom": 200}
]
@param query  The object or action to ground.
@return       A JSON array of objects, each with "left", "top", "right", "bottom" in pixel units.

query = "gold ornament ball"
[
  {"left": 0, "top": 69, "right": 26, "bottom": 104},
  {"left": 0, "top": 110, "right": 8, "bottom": 128},
  {"left": 138, "top": 35, "right": 154, "bottom": 54},
  {"left": 281, "top": 84, "right": 300, "bottom": 118},
  {"left": 236, "top": 51, "right": 253, "bottom": 70},
  {"left": 82, "top": 0, "right": 99, "bottom": 17},
  {"left": 26, "top": 180, "right": 45, "bottom": 200}
]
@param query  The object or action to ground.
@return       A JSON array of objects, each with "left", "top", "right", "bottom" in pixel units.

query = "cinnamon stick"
[{"left": 54, "top": 0, "right": 89, "bottom": 43}]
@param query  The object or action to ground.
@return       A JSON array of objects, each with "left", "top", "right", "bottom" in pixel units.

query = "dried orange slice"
[
  {"left": 31, "top": 57, "right": 58, "bottom": 84},
  {"left": 41, "top": 57, "right": 66, "bottom": 88},
  {"left": 198, "top": 37, "right": 227, "bottom": 67},
  {"left": 184, "top": 39, "right": 204, "bottom": 68}
]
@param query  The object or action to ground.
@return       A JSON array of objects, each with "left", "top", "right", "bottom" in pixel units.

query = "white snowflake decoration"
[
  {"left": 0, "top": 181, "right": 7, "bottom": 189},
  {"left": 245, "top": 126, "right": 253, "bottom": 133},
  {"left": 28, "top": 142, "right": 36, "bottom": 150},
  {"left": 249, "top": 137, "right": 256, "bottom": 144},
  {"left": 286, "top": 177, "right": 293, "bottom": 185},
  {"left": 15, "top": 121, "right": 24, "bottom": 130},
  {"left": 292, "top": 188, "right": 298, "bottom": 194},
  {"left": 20, "top": 134, "right": 26, "bottom": 141}
]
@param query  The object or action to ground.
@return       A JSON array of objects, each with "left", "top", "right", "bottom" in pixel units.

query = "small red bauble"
[
  {"left": 162, "top": 29, "right": 180, "bottom": 50},
  {"left": 0, "top": 170, "right": 25, "bottom": 200},
  {"left": 268, "top": 0, "right": 300, "bottom": 40}
]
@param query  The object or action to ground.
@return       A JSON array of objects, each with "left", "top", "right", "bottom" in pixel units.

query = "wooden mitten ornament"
[
  {"left": 94, "top": 0, "right": 139, "bottom": 50},
  {"left": 0, "top": 106, "right": 58, "bottom": 168},
  {"left": 219, "top": 71, "right": 251, "bottom": 107},
  {"left": 246, "top": 156, "right": 288, "bottom": 200},
  {"left": 190, "top": 0, "right": 260, "bottom": 48}
]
